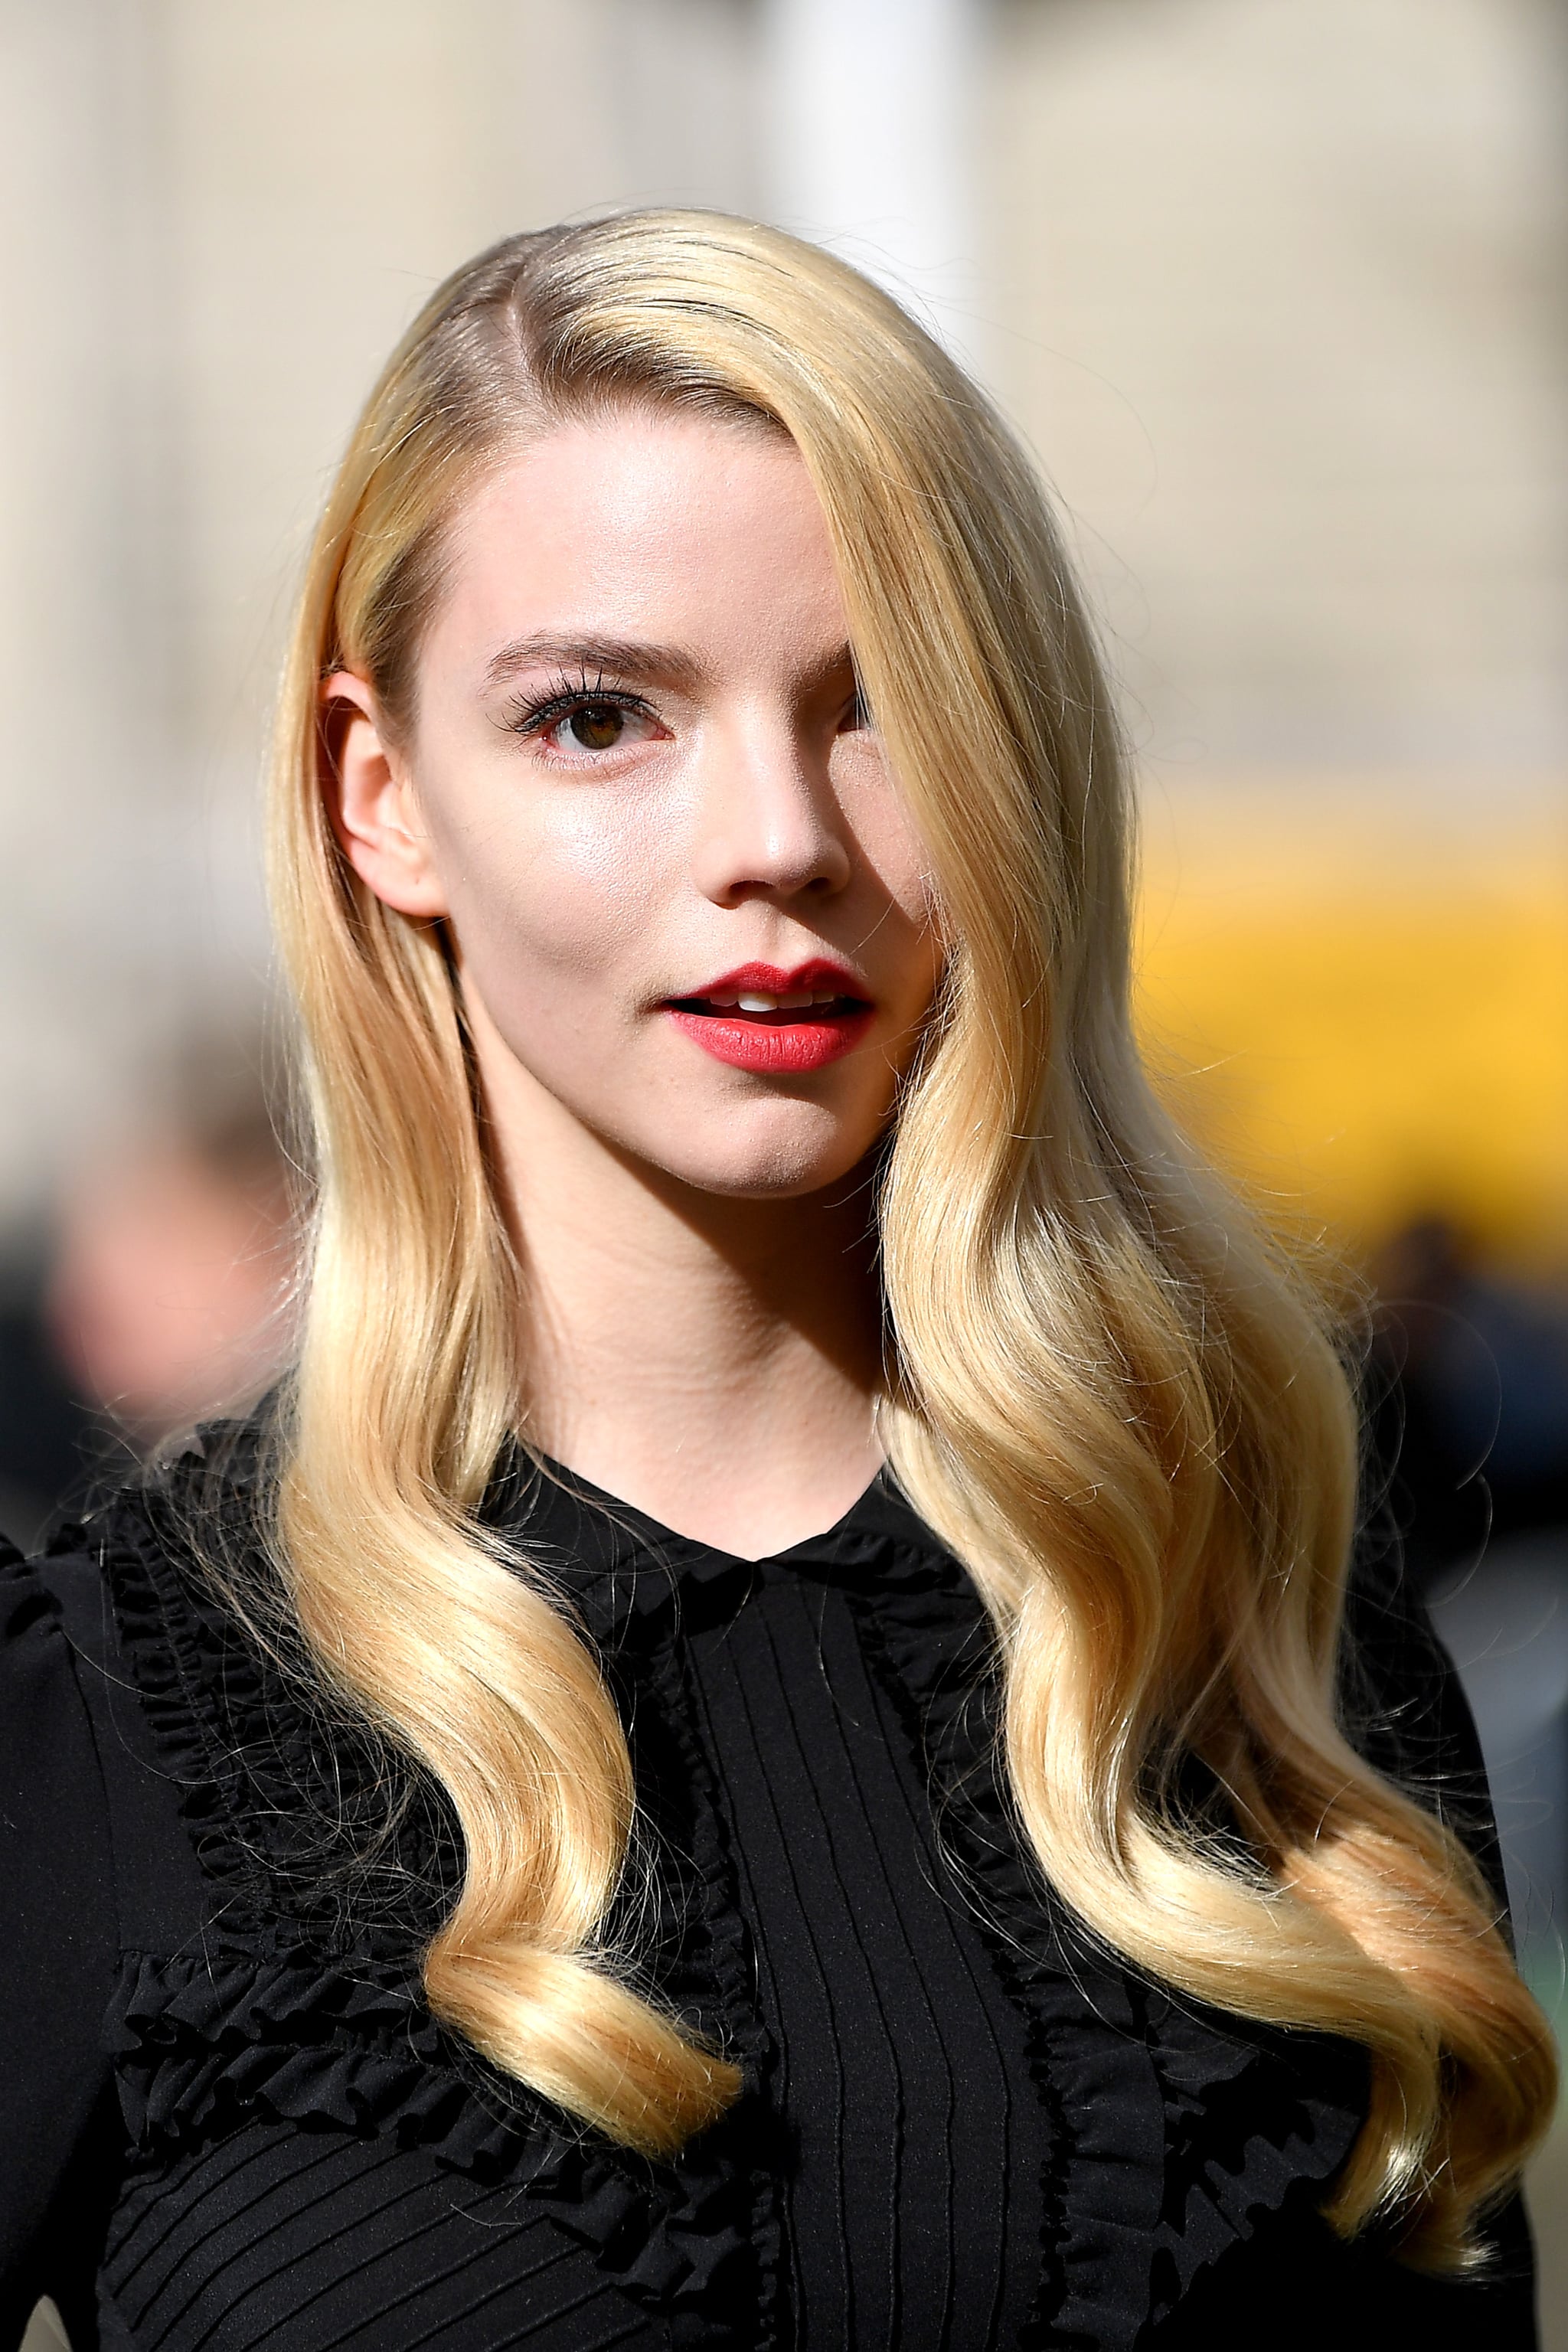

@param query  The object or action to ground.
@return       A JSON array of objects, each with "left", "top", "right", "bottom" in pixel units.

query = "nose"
[{"left": 689, "top": 708, "right": 854, "bottom": 908}]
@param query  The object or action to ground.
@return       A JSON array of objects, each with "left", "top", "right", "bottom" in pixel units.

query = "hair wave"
[{"left": 265, "top": 211, "right": 1553, "bottom": 2251}]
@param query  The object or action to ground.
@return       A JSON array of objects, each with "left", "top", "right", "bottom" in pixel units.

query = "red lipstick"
[{"left": 663, "top": 959, "right": 874, "bottom": 1074}]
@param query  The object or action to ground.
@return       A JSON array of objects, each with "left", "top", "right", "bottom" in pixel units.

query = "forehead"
[{"left": 430, "top": 408, "right": 846, "bottom": 675}]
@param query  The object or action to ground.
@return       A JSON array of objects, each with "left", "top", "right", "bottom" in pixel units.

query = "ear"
[{"left": 321, "top": 671, "right": 450, "bottom": 920}]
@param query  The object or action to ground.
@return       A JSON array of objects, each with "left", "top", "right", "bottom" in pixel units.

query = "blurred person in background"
[
  {"left": 45, "top": 1041, "right": 296, "bottom": 1451},
  {"left": 1370, "top": 1217, "right": 1568, "bottom": 1592},
  {"left": 0, "top": 214, "right": 1554, "bottom": 2352},
  {"left": 1371, "top": 1219, "right": 1568, "bottom": 2011},
  {"left": 0, "top": 1036, "right": 296, "bottom": 1547}
]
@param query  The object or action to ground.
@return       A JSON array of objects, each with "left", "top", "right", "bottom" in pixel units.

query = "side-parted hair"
[{"left": 267, "top": 210, "right": 1553, "bottom": 2266}]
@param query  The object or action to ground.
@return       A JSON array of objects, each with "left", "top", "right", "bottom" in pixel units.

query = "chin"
[{"left": 652, "top": 1116, "right": 884, "bottom": 1203}]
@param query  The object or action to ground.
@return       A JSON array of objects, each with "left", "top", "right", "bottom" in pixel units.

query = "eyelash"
[
  {"left": 499, "top": 668, "right": 870, "bottom": 747},
  {"left": 501, "top": 669, "right": 653, "bottom": 745}
]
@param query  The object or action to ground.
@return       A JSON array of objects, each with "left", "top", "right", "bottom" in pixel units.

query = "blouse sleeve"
[{"left": 0, "top": 1541, "right": 122, "bottom": 2346}]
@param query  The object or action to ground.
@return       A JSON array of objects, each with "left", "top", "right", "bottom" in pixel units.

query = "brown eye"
[
  {"left": 523, "top": 691, "right": 661, "bottom": 760},
  {"left": 565, "top": 701, "right": 625, "bottom": 751}
]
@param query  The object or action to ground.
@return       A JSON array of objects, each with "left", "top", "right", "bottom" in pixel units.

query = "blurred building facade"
[{"left": 0, "top": 0, "right": 1562, "bottom": 1263}]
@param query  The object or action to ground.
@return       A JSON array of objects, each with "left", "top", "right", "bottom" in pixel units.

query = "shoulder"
[
  {"left": 2, "top": 1499, "right": 214, "bottom": 1957},
  {"left": 0, "top": 1533, "right": 122, "bottom": 1995},
  {"left": 0, "top": 1530, "right": 97, "bottom": 1746},
  {"left": 67, "top": 1416, "right": 463, "bottom": 1955},
  {"left": 0, "top": 1417, "right": 299, "bottom": 1968},
  {"left": 20, "top": 1416, "right": 273, "bottom": 1753},
  {"left": 67, "top": 1414, "right": 292, "bottom": 1779},
  {"left": 85, "top": 1413, "right": 276, "bottom": 1597},
  {"left": 0, "top": 1522, "right": 128, "bottom": 1782}
]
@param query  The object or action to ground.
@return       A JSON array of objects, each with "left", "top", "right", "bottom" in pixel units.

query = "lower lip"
[{"left": 665, "top": 1004, "right": 874, "bottom": 1074}]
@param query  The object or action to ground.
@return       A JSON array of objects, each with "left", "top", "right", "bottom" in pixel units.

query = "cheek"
[
  {"left": 845, "top": 787, "right": 942, "bottom": 997},
  {"left": 435, "top": 788, "right": 673, "bottom": 1027}
]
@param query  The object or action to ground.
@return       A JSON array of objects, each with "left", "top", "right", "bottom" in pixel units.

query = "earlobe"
[{"left": 321, "top": 672, "right": 450, "bottom": 920}]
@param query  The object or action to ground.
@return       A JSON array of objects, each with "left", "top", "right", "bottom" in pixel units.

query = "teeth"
[{"left": 691, "top": 985, "right": 853, "bottom": 1014}]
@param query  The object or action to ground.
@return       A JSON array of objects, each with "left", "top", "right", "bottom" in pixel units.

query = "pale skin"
[{"left": 328, "top": 408, "right": 942, "bottom": 1557}]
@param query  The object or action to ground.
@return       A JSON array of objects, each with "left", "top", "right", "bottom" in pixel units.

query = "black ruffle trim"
[
  {"left": 107, "top": 1945, "right": 755, "bottom": 2343},
  {"left": 854, "top": 1556, "right": 1367, "bottom": 2352}
]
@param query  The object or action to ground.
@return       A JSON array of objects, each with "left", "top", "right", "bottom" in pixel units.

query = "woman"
[{"left": 0, "top": 211, "right": 1553, "bottom": 2351}]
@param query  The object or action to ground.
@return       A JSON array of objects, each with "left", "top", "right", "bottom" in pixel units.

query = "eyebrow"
[
  {"left": 481, "top": 631, "right": 858, "bottom": 701},
  {"left": 482, "top": 632, "right": 703, "bottom": 694}
]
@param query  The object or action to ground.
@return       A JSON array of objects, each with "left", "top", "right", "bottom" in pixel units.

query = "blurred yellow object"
[{"left": 1135, "top": 776, "right": 1568, "bottom": 1272}]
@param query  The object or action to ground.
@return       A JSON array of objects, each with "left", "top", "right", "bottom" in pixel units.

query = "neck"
[{"left": 484, "top": 1076, "right": 887, "bottom": 1561}]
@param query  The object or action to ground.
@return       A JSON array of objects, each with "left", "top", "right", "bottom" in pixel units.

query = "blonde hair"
[{"left": 267, "top": 210, "right": 1553, "bottom": 2263}]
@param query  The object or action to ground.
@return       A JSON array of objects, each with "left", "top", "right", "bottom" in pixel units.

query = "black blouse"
[{"left": 0, "top": 1429, "right": 1537, "bottom": 2350}]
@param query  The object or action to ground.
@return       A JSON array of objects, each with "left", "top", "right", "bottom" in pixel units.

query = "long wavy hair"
[{"left": 266, "top": 209, "right": 1553, "bottom": 2265}]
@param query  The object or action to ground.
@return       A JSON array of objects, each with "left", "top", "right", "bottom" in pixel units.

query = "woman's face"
[{"left": 331, "top": 407, "right": 942, "bottom": 1200}]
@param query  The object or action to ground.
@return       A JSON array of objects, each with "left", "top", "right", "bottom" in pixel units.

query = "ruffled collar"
[{"left": 485, "top": 1449, "right": 969, "bottom": 1645}]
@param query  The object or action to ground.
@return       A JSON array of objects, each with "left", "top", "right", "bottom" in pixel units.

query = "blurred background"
[{"left": 1, "top": 0, "right": 1563, "bottom": 2337}]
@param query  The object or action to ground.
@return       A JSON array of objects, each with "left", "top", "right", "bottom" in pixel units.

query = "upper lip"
[{"left": 667, "top": 959, "right": 871, "bottom": 1006}]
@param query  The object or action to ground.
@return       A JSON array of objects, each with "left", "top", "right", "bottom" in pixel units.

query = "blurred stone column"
[{"left": 757, "top": 0, "right": 986, "bottom": 364}]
